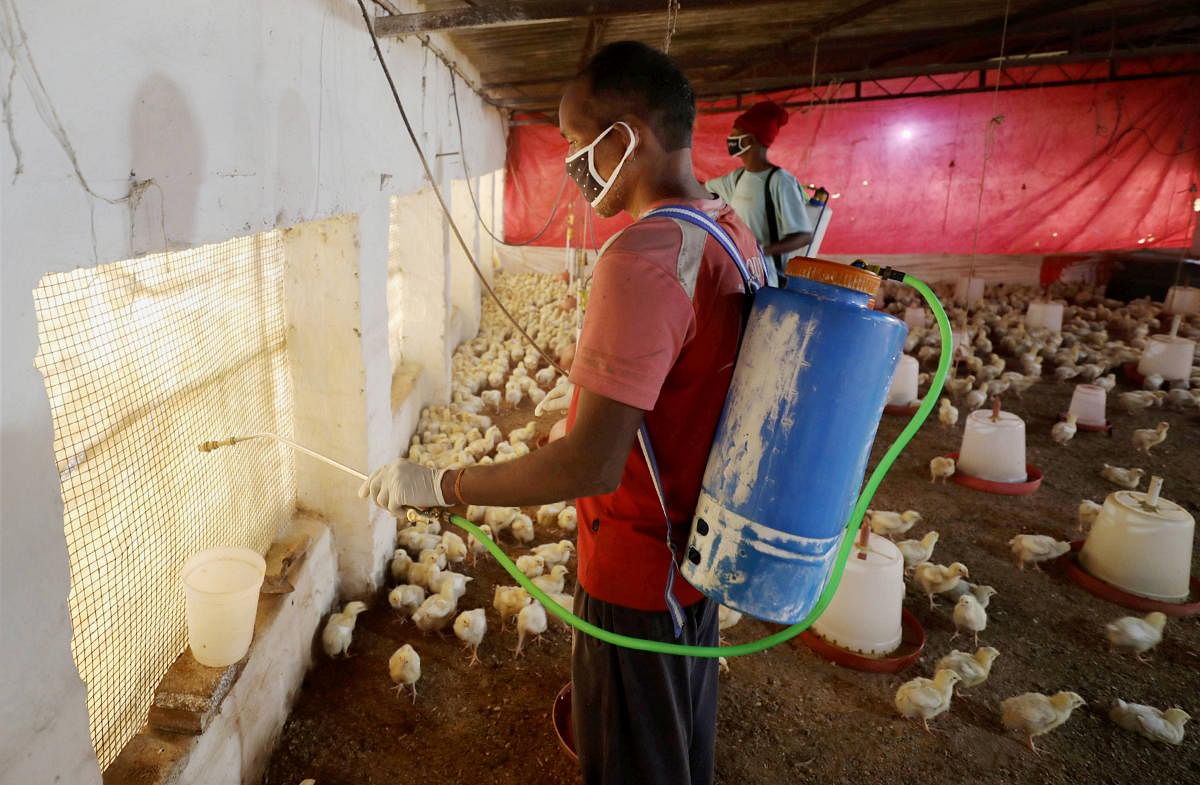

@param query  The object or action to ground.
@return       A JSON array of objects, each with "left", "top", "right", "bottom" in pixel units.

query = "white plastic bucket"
[
  {"left": 182, "top": 547, "right": 266, "bottom": 667},
  {"left": 1136, "top": 334, "right": 1196, "bottom": 382},
  {"left": 1067, "top": 383, "right": 1107, "bottom": 427},
  {"left": 958, "top": 409, "right": 1027, "bottom": 483},
  {"left": 1080, "top": 485, "right": 1194, "bottom": 602},
  {"left": 1025, "top": 301, "right": 1064, "bottom": 333},
  {"left": 1164, "top": 285, "right": 1200, "bottom": 315},
  {"left": 812, "top": 533, "right": 904, "bottom": 657},
  {"left": 886, "top": 355, "right": 920, "bottom": 406},
  {"left": 903, "top": 306, "right": 926, "bottom": 330},
  {"left": 954, "top": 277, "right": 985, "bottom": 306}
]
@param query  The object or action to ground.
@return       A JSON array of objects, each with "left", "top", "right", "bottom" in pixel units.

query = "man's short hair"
[{"left": 577, "top": 41, "right": 695, "bottom": 151}]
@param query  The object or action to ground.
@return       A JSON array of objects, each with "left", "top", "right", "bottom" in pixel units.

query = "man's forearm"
[
  {"left": 438, "top": 432, "right": 619, "bottom": 508},
  {"left": 764, "top": 231, "right": 812, "bottom": 256}
]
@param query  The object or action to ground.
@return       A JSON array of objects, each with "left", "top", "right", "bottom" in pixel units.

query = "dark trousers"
[{"left": 571, "top": 588, "right": 720, "bottom": 785}]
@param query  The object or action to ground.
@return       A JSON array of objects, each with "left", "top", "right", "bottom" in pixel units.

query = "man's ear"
[{"left": 616, "top": 114, "right": 654, "bottom": 154}]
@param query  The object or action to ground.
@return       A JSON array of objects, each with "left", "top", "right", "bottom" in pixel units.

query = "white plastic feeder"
[
  {"left": 954, "top": 276, "right": 985, "bottom": 306},
  {"left": 957, "top": 408, "right": 1027, "bottom": 483},
  {"left": 182, "top": 547, "right": 266, "bottom": 667},
  {"left": 1164, "top": 285, "right": 1200, "bottom": 315},
  {"left": 1136, "top": 316, "right": 1196, "bottom": 382},
  {"left": 812, "top": 532, "right": 904, "bottom": 657},
  {"left": 904, "top": 306, "right": 926, "bottom": 330},
  {"left": 951, "top": 329, "right": 969, "bottom": 360},
  {"left": 886, "top": 355, "right": 920, "bottom": 406},
  {"left": 1080, "top": 477, "right": 1195, "bottom": 602},
  {"left": 1067, "top": 383, "right": 1108, "bottom": 428},
  {"left": 1025, "top": 301, "right": 1064, "bottom": 333}
]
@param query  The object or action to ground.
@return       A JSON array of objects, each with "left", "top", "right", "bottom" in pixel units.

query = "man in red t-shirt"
[{"left": 362, "top": 41, "right": 765, "bottom": 785}]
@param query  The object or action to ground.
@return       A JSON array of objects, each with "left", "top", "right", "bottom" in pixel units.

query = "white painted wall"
[{"left": 0, "top": 0, "right": 506, "bottom": 780}]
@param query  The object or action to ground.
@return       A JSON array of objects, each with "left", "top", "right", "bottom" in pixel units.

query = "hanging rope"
[
  {"left": 664, "top": 0, "right": 681, "bottom": 54},
  {"left": 967, "top": 0, "right": 1012, "bottom": 275}
]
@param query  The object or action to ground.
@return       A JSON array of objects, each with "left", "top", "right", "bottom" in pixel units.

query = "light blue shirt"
[{"left": 706, "top": 167, "right": 814, "bottom": 266}]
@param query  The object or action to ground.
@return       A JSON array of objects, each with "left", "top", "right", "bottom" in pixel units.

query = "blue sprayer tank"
[{"left": 681, "top": 259, "right": 907, "bottom": 625}]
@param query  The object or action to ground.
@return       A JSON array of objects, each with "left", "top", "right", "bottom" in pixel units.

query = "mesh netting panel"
[{"left": 32, "top": 232, "right": 297, "bottom": 769}]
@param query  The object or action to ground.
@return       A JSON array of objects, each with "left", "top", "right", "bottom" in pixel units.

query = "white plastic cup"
[
  {"left": 1067, "top": 383, "right": 1107, "bottom": 428},
  {"left": 958, "top": 409, "right": 1027, "bottom": 483},
  {"left": 886, "top": 355, "right": 919, "bottom": 406},
  {"left": 1164, "top": 285, "right": 1200, "bottom": 315},
  {"left": 1136, "top": 334, "right": 1196, "bottom": 382},
  {"left": 954, "top": 277, "right": 985, "bottom": 306},
  {"left": 182, "top": 547, "right": 266, "bottom": 667},
  {"left": 812, "top": 533, "right": 904, "bottom": 657},
  {"left": 904, "top": 306, "right": 926, "bottom": 330},
  {"left": 1025, "top": 301, "right": 1064, "bottom": 333},
  {"left": 1080, "top": 487, "right": 1194, "bottom": 602},
  {"left": 951, "top": 329, "right": 968, "bottom": 360}
]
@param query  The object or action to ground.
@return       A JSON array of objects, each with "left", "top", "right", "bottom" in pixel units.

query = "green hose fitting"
[{"left": 447, "top": 273, "right": 952, "bottom": 657}]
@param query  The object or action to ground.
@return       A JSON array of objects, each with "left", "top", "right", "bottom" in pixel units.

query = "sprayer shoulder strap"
[
  {"left": 643, "top": 205, "right": 758, "bottom": 295},
  {"left": 763, "top": 167, "right": 782, "bottom": 272}
]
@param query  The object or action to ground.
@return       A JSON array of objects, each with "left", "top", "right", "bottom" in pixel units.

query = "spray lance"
[{"left": 200, "top": 266, "right": 952, "bottom": 658}]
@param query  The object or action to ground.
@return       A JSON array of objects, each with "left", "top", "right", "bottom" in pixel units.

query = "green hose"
[{"left": 447, "top": 274, "right": 952, "bottom": 657}]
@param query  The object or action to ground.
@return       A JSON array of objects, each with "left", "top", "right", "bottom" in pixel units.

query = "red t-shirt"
[{"left": 566, "top": 197, "right": 767, "bottom": 611}]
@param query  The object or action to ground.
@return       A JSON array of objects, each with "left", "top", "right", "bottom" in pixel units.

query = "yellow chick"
[
  {"left": 432, "top": 571, "right": 472, "bottom": 602},
  {"left": 913, "top": 562, "right": 970, "bottom": 608},
  {"left": 1077, "top": 499, "right": 1102, "bottom": 532},
  {"left": 1106, "top": 612, "right": 1166, "bottom": 661},
  {"left": 515, "top": 553, "right": 546, "bottom": 578},
  {"left": 531, "top": 539, "right": 575, "bottom": 567},
  {"left": 532, "top": 565, "right": 569, "bottom": 595},
  {"left": 896, "top": 531, "right": 939, "bottom": 570},
  {"left": 468, "top": 524, "right": 494, "bottom": 566},
  {"left": 557, "top": 506, "right": 578, "bottom": 532},
  {"left": 411, "top": 593, "right": 457, "bottom": 633},
  {"left": 1100, "top": 463, "right": 1145, "bottom": 489},
  {"left": 935, "top": 647, "right": 1000, "bottom": 689},
  {"left": 1131, "top": 422, "right": 1169, "bottom": 454},
  {"left": 929, "top": 456, "right": 956, "bottom": 483},
  {"left": 515, "top": 602, "right": 548, "bottom": 658},
  {"left": 493, "top": 586, "right": 531, "bottom": 631},
  {"left": 894, "top": 670, "right": 961, "bottom": 732},
  {"left": 1000, "top": 691, "right": 1085, "bottom": 753},
  {"left": 453, "top": 608, "right": 487, "bottom": 666},
  {"left": 388, "top": 644, "right": 421, "bottom": 702},
  {"left": 387, "top": 584, "right": 425, "bottom": 617},
  {"left": 536, "top": 501, "right": 566, "bottom": 527},
  {"left": 952, "top": 594, "right": 988, "bottom": 647},
  {"left": 440, "top": 531, "right": 468, "bottom": 564},
  {"left": 1109, "top": 700, "right": 1190, "bottom": 746},
  {"left": 511, "top": 513, "right": 536, "bottom": 543},
  {"left": 938, "top": 397, "right": 959, "bottom": 427},
  {"left": 1008, "top": 534, "right": 1071, "bottom": 570},
  {"left": 866, "top": 509, "right": 922, "bottom": 539},
  {"left": 321, "top": 601, "right": 368, "bottom": 658},
  {"left": 1050, "top": 414, "right": 1078, "bottom": 446},
  {"left": 389, "top": 548, "right": 413, "bottom": 583}
]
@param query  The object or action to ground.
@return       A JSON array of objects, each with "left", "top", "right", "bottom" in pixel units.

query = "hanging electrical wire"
[
  {"left": 967, "top": 0, "right": 1012, "bottom": 275},
  {"left": 664, "top": 0, "right": 681, "bottom": 54},
  {"left": 355, "top": 0, "right": 565, "bottom": 375},
  {"left": 447, "top": 66, "right": 573, "bottom": 247}
]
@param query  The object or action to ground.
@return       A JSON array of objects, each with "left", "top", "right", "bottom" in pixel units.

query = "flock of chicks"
[
  {"left": 875, "top": 279, "right": 1196, "bottom": 752},
  {"left": 319, "top": 273, "right": 583, "bottom": 703}
]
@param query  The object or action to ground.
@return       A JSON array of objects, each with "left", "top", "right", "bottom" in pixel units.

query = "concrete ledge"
[{"left": 103, "top": 516, "right": 337, "bottom": 785}]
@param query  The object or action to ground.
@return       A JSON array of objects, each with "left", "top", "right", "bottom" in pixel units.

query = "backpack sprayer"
[
  {"left": 197, "top": 0, "right": 952, "bottom": 659},
  {"left": 200, "top": 263, "right": 951, "bottom": 658}
]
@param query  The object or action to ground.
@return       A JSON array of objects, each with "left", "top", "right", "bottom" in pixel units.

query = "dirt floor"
[{"left": 263, "top": 372, "right": 1199, "bottom": 785}]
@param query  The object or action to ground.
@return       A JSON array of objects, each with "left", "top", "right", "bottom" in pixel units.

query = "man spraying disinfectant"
[{"left": 706, "top": 101, "right": 813, "bottom": 281}]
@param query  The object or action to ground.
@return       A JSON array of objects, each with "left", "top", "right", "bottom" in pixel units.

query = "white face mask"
[{"left": 565, "top": 121, "right": 638, "bottom": 209}]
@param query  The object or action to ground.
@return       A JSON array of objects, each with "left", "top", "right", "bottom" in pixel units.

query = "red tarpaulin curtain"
[{"left": 504, "top": 69, "right": 1200, "bottom": 256}]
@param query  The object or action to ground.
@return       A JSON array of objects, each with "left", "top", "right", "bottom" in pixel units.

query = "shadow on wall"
[
  {"left": 275, "top": 88, "right": 315, "bottom": 226},
  {"left": 129, "top": 73, "right": 203, "bottom": 255}
]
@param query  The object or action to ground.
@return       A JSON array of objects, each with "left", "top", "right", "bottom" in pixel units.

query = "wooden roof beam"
[{"left": 375, "top": 0, "right": 746, "bottom": 36}]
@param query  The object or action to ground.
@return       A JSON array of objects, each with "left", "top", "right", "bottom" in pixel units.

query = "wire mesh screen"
[{"left": 32, "top": 231, "right": 297, "bottom": 770}]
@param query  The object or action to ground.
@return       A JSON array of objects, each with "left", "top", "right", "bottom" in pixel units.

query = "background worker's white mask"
[
  {"left": 565, "top": 121, "right": 638, "bottom": 209},
  {"left": 727, "top": 133, "right": 753, "bottom": 157}
]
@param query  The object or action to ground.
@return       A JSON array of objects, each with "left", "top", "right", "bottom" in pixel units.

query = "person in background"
[
  {"left": 359, "top": 40, "right": 766, "bottom": 785},
  {"left": 706, "top": 100, "right": 813, "bottom": 279}
]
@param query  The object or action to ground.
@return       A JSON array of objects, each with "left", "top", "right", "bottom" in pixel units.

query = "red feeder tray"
[
  {"left": 884, "top": 403, "right": 921, "bottom": 416},
  {"left": 943, "top": 452, "right": 1043, "bottom": 496},
  {"left": 794, "top": 607, "right": 926, "bottom": 673},
  {"left": 553, "top": 683, "right": 577, "bottom": 762},
  {"left": 1122, "top": 361, "right": 1146, "bottom": 387},
  {"left": 1062, "top": 541, "right": 1200, "bottom": 617},
  {"left": 1058, "top": 412, "right": 1113, "bottom": 434}
]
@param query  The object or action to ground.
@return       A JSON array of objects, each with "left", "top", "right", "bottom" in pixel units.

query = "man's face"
[{"left": 559, "top": 79, "right": 638, "bottom": 217}]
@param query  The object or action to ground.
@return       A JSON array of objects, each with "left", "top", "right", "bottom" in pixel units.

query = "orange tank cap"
[{"left": 786, "top": 257, "right": 882, "bottom": 300}]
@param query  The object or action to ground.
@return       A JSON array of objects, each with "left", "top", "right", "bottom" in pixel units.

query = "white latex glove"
[
  {"left": 535, "top": 381, "right": 574, "bottom": 417},
  {"left": 358, "top": 459, "right": 448, "bottom": 514}
]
